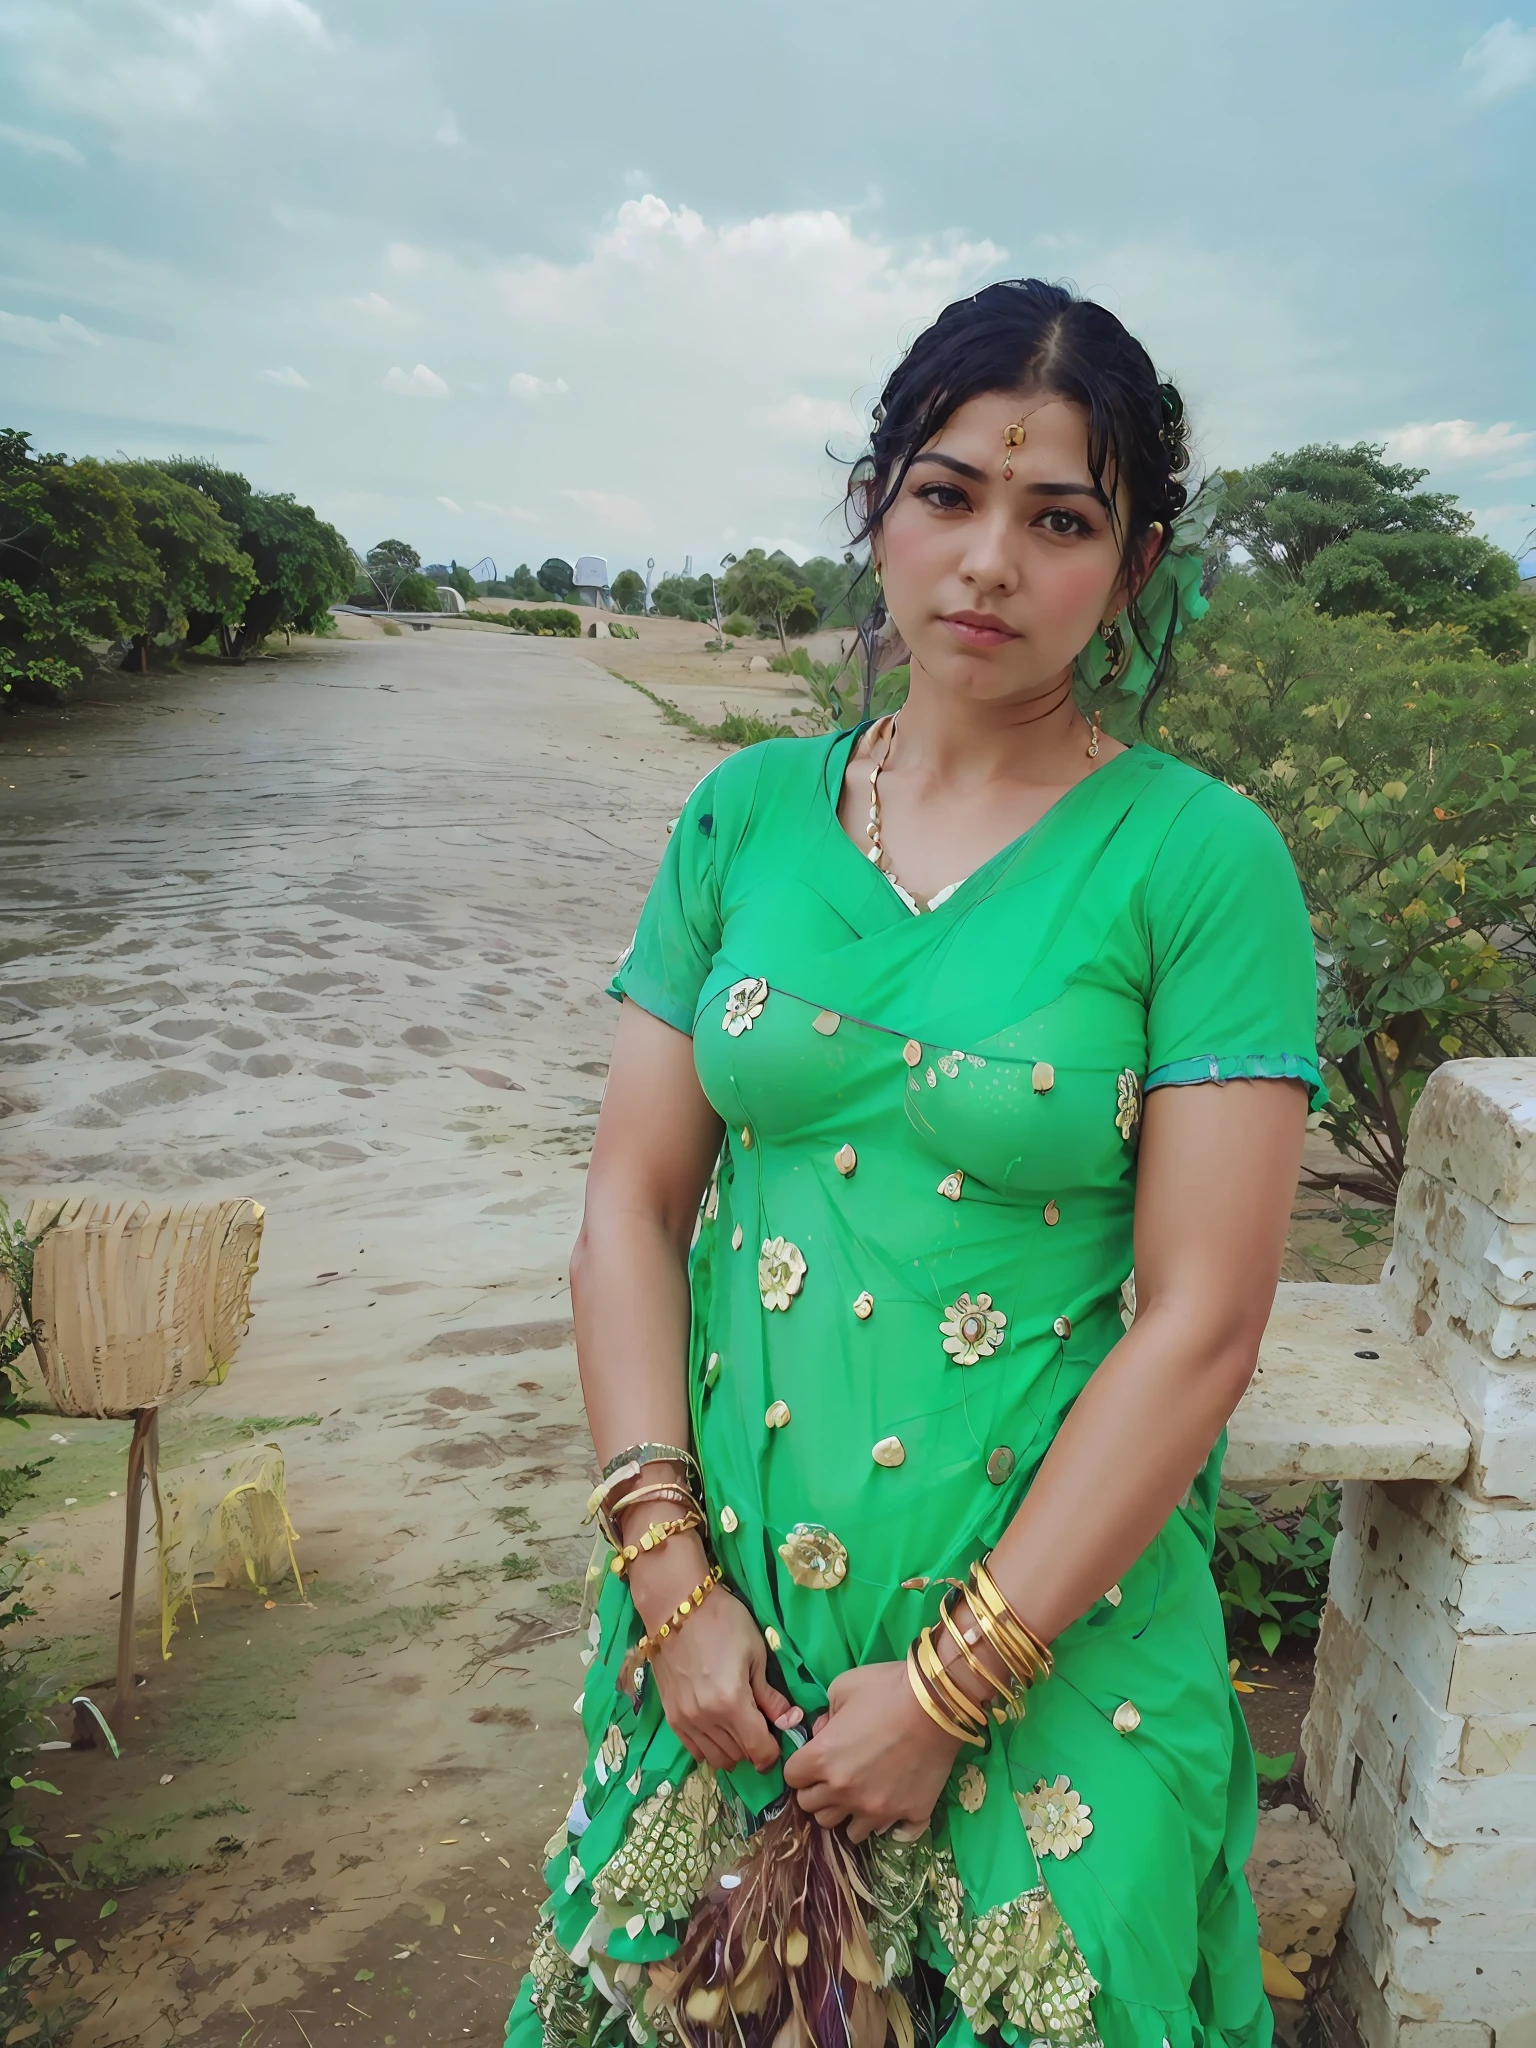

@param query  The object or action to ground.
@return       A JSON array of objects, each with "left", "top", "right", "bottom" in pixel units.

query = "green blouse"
[{"left": 507, "top": 733, "right": 1318, "bottom": 2048}]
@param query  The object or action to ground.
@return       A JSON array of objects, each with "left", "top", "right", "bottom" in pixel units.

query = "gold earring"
[
  {"left": 1086, "top": 708, "right": 1103, "bottom": 759},
  {"left": 873, "top": 562, "right": 882, "bottom": 587},
  {"left": 1002, "top": 419, "right": 1027, "bottom": 481},
  {"left": 1098, "top": 616, "right": 1129, "bottom": 684}
]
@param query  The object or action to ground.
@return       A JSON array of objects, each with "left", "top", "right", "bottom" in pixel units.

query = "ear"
[{"left": 1124, "top": 523, "right": 1168, "bottom": 605}]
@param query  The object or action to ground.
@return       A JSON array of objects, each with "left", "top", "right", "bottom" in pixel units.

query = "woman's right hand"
[{"left": 628, "top": 1538, "right": 802, "bottom": 1773}]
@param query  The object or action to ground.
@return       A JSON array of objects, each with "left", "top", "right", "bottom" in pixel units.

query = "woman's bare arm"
[
  {"left": 572, "top": 999, "right": 722, "bottom": 1469},
  {"left": 986, "top": 1075, "right": 1307, "bottom": 1637},
  {"left": 571, "top": 998, "right": 797, "bottom": 1771}
]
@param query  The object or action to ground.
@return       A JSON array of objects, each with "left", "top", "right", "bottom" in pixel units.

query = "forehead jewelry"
[{"left": 1001, "top": 418, "right": 1027, "bottom": 481}]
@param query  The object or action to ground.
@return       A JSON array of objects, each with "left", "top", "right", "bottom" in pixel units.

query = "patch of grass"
[
  {"left": 191, "top": 1797, "right": 249, "bottom": 1819},
  {"left": 0, "top": 1457, "right": 48, "bottom": 1519},
  {"left": 431, "top": 1559, "right": 496, "bottom": 1589},
  {"left": 332, "top": 1601, "right": 458, "bottom": 1659},
  {"left": 232, "top": 1414, "right": 321, "bottom": 1437},
  {"left": 500, "top": 1552, "right": 538, "bottom": 1581},
  {"left": 543, "top": 1579, "right": 583, "bottom": 1609},
  {"left": 493, "top": 1506, "right": 540, "bottom": 1536},
  {"left": 78, "top": 1819, "right": 189, "bottom": 1888},
  {"left": 616, "top": 676, "right": 795, "bottom": 749}
]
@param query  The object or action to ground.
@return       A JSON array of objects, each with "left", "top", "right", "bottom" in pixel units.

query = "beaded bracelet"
[
  {"left": 609, "top": 1511, "right": 704, "bottom": 1578},
  {"left": 625, "top": 1565, "right": 724, "bottom": 1683}
]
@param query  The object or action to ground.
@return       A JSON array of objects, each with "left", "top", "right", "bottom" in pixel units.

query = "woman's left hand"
[{"left": 781, "top": 1661, "right": 961, "bottom": 1842}]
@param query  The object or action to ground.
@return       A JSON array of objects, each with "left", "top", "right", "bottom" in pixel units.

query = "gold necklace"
[{"left": 865, "top": 696, "right": 1103, "bottom": 907}]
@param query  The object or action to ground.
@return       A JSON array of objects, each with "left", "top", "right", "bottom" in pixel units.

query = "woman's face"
[{"left": 874, "top": 387, "right": 1140, "bottom": 706}]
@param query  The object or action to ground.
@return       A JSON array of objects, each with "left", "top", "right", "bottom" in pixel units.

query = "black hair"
[{"left": 849, "top": 277, "right": 1193, "bottom": 709}]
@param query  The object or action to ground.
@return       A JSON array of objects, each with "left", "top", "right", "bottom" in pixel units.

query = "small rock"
[
  {"left": 1246, "top": 1807, "right": 1354, "bottom": 1957},
  {"left": 747, "top": 654, "right": 771, "bottom": 672},
  {"left": 159, "top": 1773, "right": 174, "bottom": 1785}
]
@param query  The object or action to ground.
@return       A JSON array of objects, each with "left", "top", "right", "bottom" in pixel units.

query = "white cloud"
[
  {"left": 0, "top": 121, "right": 83, "bottom": 164},
  {"left": 434, "top": 112, "right": 462, "bottom": 147},
  {"left": 262, "top": 364, "right": 310, "bottom": 388},
  {"left": 436, "top": 495, "right": 462, "bottom": 512},
  {"left": 353, "top": 290, "right": 395, "bottom": 317},
  {"left": 1382, "top": 417, "right": 1535, "bottom": 469},
  {"left": 0, "top": 309, "right": 102, "bottom": 351},
  {"left": 382, "top": 362, "right": 447, "bottom": 398},
  {"left": 1462, "top": 20, "right": 1536, "bottom": 99},
  {"left": 1, "top": 0, "right": 330, "bottom": 148},
  {"left": 508, "top": 371, "right": 569, "bottom": 400},
  {"left": 473, "top": 500, "right": 539, "bottom": 522}
]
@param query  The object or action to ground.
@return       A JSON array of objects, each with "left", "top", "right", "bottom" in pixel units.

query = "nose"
[{"left": 957, "top": 509, "right": 1020, "bottom": 602}]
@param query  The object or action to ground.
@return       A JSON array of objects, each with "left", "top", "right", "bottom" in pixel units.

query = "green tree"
[
  {"left": 107, "top": 462, "right": 256, "bottom": 671},
  {"left": 651, "top": 574, "right": 707, "bottom": 621},
  {"left": 509, "top": 563, "right": 544, "bottom": 599},
  {"left": 538, "top": 557, "right": 575, "bottom": 600},
  {"left": 610, "top": 567, "right": 647, "bottom": 613},
  {"left": 1159, "top": 575, "right": 1536, "bottom": 1198},
  {"left": 798, "top": 553, "right": 874, "bottom": 630},
  {"left": 394, "top": 569, "right": 442, "bottom": 611},
  {"left": 446, "top": 561, "right": 478, "bottom": 602},
  {"left": 160, "top": 461, "right": 352, "bottom": 656},
  {"left": 0, "top": 430, "right": 159, "bottom": 702},
  {"left": 1215, "top": 443, "right": 1528, "bottom": 656},
  {"left": 720, "top": 549, "right": 819, "bottom": 652},
  {"left": 363, "top": 538, "right": 422, "bottom": 608}
]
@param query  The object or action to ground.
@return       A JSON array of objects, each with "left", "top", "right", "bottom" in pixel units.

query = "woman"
[{"left": 507, "top": 279, "right": 1317, "bottom": 2048}]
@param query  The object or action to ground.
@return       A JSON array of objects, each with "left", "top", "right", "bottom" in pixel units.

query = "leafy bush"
[
  {"left": 159, "top": 460, "right": 353, "bottom": 655},
  {"left": 1160, "top": 579, "right": 1536, "bottom": 1199},
  {"left": 722, "top": 613, "right": 752, "bottom": 637},
  {"left": 1214, "top": 1483, "right": 1340, "bottom": 1654},
  {"left": 0, "top": 1206, "right": 58, "bottom": 1890}
]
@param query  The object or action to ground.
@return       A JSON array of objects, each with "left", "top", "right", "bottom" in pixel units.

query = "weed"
[
  {"left": 0, "top": 1938, "right": 92, "bottom": 2045},
  {"left": 191, "top": 1797, "right": 249, "bottom": 1819},
  {"left": 233, "top": 1414, "right": 321, "bottom": 1437},
  {"left": 1215, "top": 1482, "right": 1339, "bottom": 1655},
  {"left": 79, "top": 1820, "right": 189, "bottom": 1888},
  {"left": 493, "top": 1506, "right": 539, "bottom": 1536},
  {"left": 500, "top": 1552, "right": 538, "bottom": 1581},
  {"left": 543, "top": 1579, "right": 583, "bottom": 1609},
  {"left": 332, "top": 1601, "right": 457, "bottom": 1659},
  {"left": 616, "top": 676, "right": 794, "bottom": 748}
]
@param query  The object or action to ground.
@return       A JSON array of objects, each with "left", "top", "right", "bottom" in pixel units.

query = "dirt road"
[{"left": 0, "top": 630, "right": 725, "bottom": 2046}]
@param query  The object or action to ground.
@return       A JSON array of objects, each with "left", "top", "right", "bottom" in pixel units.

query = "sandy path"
[{"left": 0, "top": 633, "right": 724, "bottom": 2046}]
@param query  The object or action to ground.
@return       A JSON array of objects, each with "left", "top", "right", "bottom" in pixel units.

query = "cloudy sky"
[{"left": 2, "top": 0, "right": 1533, "bottom": 582}]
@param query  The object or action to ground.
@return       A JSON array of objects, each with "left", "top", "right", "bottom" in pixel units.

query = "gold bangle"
[
  {"left": 598, "top": 1482, "right": 701, "bottom": 1547},
  {"left": 609, "top": 1512, "right": 704, "bottom": 1578},
  {"left": 968, "top": 1561, "right": 1053, "bottom": 1685},
  {"left": 913, "top": 1628, "right": 989, "bottom": 1743},
  {"left": 905, "top": 1640, "right": 985, "bottom": 1747},
  {"left": 938, "top": 1593, "right": 1026, "bottom": 1722}
]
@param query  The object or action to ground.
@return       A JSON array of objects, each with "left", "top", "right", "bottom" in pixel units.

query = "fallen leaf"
[
  {"left": 422, "top": 1899, "right": 446, "bottom": 1927},
  {"left": 1260, "top": 1948, "right": 1306, "bottom": 2000}
]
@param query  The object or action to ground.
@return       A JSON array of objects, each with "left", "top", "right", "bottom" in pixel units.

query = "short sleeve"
[
  {"left": 1143, "top": 782, "right": 1324, "bottom": 1108},
  {"left": 607, "top": 769, "right": 724, "bottom": 1032}
]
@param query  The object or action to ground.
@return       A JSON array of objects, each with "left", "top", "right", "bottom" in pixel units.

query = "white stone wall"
[{"left": 1304, "top": 1062, "right": 1536, "bottom": 2048}]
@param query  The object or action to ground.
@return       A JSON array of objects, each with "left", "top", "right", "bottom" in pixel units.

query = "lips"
[{"left": 941, "top": 611, "right": 1018, "bottom": 649}]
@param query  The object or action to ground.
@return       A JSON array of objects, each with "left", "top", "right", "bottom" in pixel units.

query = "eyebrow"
[{"left": 910, "top": 452, "right": 1107, "bottom": 505}]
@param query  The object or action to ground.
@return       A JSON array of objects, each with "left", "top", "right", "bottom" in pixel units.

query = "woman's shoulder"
[
  {"left": 690, "top": 729, "right": 847, "bottom": 832},
  {"left": 1131, "top": 747, "right": 1291, "bottom": 862}
]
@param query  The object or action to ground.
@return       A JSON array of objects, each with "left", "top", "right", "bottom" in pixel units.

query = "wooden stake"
[{"left": 112, "top": 1409, "right": 156, "bottom": 1735}]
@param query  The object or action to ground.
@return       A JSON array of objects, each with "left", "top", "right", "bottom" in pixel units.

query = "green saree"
[{"left": 506, "top": 731, "right": 1320, "bottom": 2048}]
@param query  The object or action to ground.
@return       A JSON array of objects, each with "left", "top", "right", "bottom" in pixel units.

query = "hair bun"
[{"left": 1157, "top": 380, "right": 1191, "bottom": 476}]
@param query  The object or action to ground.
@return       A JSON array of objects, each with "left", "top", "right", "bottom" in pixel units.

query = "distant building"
[
  {"left": 573, "top": 555, "right": 610, "bottom": 609},
  {"left": 436, "top": 586, "right": 466, "bottom": 614}
]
